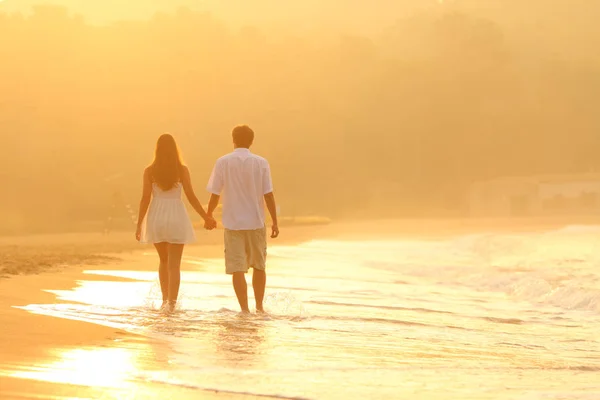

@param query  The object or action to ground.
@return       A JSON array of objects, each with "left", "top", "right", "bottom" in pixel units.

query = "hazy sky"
[
  {"left": 0, "top": 0, "right": 440, "bottom": 33},
  {"left": 1, "top": 0, "right": 600, "bottom": 233}
]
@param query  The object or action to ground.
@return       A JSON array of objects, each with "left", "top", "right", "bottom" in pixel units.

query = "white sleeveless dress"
[{"left": 141, "top": 183, "right": 196, "bottom": 244}]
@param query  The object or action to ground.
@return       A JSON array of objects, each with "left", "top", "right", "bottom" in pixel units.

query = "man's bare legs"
[
  {"left": 167, "top": 244, "right": 184, "bottom": 310},
  {"left": 154, "top": 243, "right": 169, "bottom": 306},
  {"left": 252, "top": 269, "right": 266, "bottom": 313},
  {"left": 232, "top": 272, "right": 250, "bottom": 313},
  {"left": 232, "top": 269, "right": 266, "bottom": 313}
]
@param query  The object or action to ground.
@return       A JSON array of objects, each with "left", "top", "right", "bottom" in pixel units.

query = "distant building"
[{"left": 467, "top": 173, "right": 600, "bottom": 217}]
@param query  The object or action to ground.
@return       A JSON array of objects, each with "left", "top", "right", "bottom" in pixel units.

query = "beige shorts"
[{"left": 224, "top": 227, "right": 267, "bottom": 274}]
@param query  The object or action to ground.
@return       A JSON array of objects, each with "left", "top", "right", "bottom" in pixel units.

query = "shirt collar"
[{"left": 234, "top": 148, "right": 251, "bottom": 154}]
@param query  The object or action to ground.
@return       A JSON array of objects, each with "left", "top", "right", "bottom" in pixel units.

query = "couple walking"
[{"left": 135, "top": 125, "right": 279, "bottom": 313}]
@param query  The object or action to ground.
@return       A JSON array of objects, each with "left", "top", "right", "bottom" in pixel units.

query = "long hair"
[{"left": 151, "top": 134, "right": 184, "bottom": 190}]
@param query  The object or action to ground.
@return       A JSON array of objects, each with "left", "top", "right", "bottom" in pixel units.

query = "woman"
[{"left": 135, "top": 133, "right": 216, "bottom": 311}]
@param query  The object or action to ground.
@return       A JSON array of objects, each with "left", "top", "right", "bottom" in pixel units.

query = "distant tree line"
[{"left": 1, "top": 4, "right": 599, "bottom": 233}]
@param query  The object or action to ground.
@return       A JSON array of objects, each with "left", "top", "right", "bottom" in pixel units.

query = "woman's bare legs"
[
  {"left": 167, "top": 244, "right": 185, "bottom": 308},
  {"left": 153, "top": 243, "right": 169, "bottom": 306}
]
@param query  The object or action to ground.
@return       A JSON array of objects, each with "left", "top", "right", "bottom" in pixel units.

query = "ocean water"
[{"left": 13, "top": 226, "right": 600, "bottom": 399}]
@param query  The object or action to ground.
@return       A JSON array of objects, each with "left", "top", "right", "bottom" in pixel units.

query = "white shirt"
[{"left": 207, "top": 148, "right": 273, "bottom": 230}]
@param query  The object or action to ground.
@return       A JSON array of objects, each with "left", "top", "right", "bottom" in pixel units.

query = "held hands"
[
  {"left": 201, "top": 214, "right": 276, "bottom": 236},
  {"left": 204, "top": 215, "right": 217, "bottom": 230}
]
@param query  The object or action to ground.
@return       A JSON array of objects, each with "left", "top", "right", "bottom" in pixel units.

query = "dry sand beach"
[{"left": 1, "top": 218, "right": 600, "bottom": 399}]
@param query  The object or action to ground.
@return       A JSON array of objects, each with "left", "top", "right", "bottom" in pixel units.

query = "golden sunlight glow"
[
  {"left": 2, "top": 2, "right": 600, "bottom": 400},
  {"left": 11, "top": 348, "right": 136, "bottom": 388},
  {"left": 0, "top": 1, "right": 599, "bottom": 233},
  {"left": 47, "top": 279, "right": 151, "bottom": 308}
]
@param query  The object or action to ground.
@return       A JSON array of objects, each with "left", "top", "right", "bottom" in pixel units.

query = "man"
[{"left": 206, "top": 125, "right": 279, "bottom": 313}]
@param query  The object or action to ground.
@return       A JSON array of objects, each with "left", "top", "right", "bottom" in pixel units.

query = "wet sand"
[
  {"left": 0, "top": 223, "right": 339, "bottom": 399},
  {"left": 1, "top": 217, "right": 599, "bottom": 399},
  {"left": 0, "top": 228, "right": 272, "bottom": 399},
  {"left": 0, "top": 250, "right": 274, "bottom": 399}
]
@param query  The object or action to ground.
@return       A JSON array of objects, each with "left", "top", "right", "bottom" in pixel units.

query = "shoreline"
[
  {"left": 1, "top": 217, "right": 599, "bottom": 398},
  {"left": 0, "top": 249, "right": 275, "bottom": 399},
  {"left": 0, "top": 224, "right": 330, "bottom": 399},
  {"left": 3, "top": 215, "right": 599, "bottom": 278}
]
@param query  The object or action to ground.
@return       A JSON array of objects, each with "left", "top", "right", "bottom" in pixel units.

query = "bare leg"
[
  {"left": 167, "top": 244, "right": 184, "bottom": 306},
  {"left": 252, "top": 269, "right": 266, "bottom": 312},
  {"left": 153, "top": 243, "right": 169, "bottom": 305},
  {"left": 232, "top": 272, "right": 250, "bottom": 313}
]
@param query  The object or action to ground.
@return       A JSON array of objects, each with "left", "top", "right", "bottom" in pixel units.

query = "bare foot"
[
  {"left": 237, "top": 309, "right": 251, "bottom": 317},
  {"left": 166, "top": 300, "right": 177, "bottom": 313}
]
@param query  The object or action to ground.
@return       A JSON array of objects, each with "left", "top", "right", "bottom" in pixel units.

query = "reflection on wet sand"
[
  {"left": 214, "top": 316, "right": 268, "bottom": 363},
  {"left": 10, "top": 344, "right": 144, "bottom": 389},
  {"left": 5, "top": 235, "right": 600, "bottom": 399}
]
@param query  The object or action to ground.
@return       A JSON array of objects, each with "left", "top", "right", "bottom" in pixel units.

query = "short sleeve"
[
  {"left": 207, "top": 160, "right": 224, "bottom": 195},
  {"left": 262, "top": 161, "right": 274, "bottom": 195}
]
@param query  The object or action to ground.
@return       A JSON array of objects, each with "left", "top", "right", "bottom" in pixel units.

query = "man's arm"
[
  {"left": 262, "top": 160, "right": 278, "bottom": 238},
  {"left": 264, "top": 192, "right": 279, "bottom": 238},
  {"left": 207, "top": 194, "right": 220, "bottom": 217},
  {"left": 205, "top": 160, "right": 224, "bottom": 228}
]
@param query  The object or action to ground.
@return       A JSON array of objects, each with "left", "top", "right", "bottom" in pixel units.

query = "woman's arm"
[
  {"left": 135, "top": 168, "right": 153, "bottom": 241},
  {"left": 181, "top": 166, "right": 216, "bottom": 228}
]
